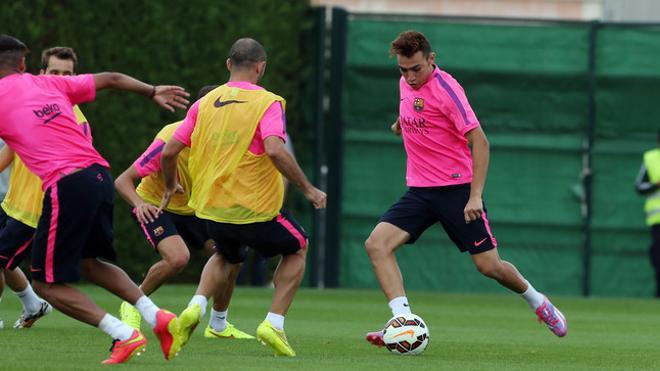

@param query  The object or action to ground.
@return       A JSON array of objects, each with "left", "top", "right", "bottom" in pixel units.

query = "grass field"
[{"left": 1, "top": 285, "right": 659, "bottom": 370}]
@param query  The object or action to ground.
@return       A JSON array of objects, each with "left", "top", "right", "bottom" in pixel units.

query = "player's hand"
[
  {"left": 158, "top": 188, "right": 175, "bottom": 214},
  {"left": 304, "top": 186, "right": 327, "bottom": 209},
  {"left": 174, "top": 183, "right": 185, "bottom": 194},
  {"left": 152, "top": 85, "right": 190, "bottom": 112},
  {"left": 391, "top": 119, "right": 401, "bottom": 136},
  {"left": 464, "top": 196, "right": 483, "bottom": 223},
  {"left": 135, "top": 202, "right": 160, "bottom": 224}
]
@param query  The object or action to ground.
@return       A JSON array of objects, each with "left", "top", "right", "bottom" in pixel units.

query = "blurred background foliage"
[{"left": 3, "top": 0, "right": 314, "bottom": 281}]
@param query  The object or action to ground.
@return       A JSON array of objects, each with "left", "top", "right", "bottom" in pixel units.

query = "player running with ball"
[{"left": 365, "top": 31, "right": 567, "bottom": 346}]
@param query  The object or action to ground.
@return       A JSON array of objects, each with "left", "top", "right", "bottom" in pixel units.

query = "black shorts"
[
  {"left": 31, "top": 164, "right": 116, "bottom": 283},
  {"left": 0, "top": 208, "right": 36, "bottom": 270},
  {"left": 208, "top": 209, "right": 308, "bottom": 264},
  {"left": 132, "top": 209, "right": 209, "bottom": 253},
  {"left": 380, "top": 184, "right": 497, "bottom": 255}
]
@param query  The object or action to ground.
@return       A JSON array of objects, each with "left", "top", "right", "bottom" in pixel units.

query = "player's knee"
[
  {"left": 172, "top": 253, "right": 190, "bottom": 271},
  {"left": 365, "top": 234, "right": 387, "bottom": 258},
  {"left": 165, "top": 250, "right": 190, "bottom": 272},
  {"left": 474, "top": 260, "right": 502, "bottom": 278}
]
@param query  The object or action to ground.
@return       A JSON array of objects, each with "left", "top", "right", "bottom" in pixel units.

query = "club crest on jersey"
[
  {"left": 413, "top": 98, "right": 425, "bottom": 112},
  {"left": 153, "top": 226, "right": 164, "bottom": 236}
]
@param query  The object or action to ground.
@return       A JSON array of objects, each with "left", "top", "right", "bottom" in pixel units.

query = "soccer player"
[
  {"left": 114, "top": 85, "right": 252, "bottom": 339},
  {"left": 0, "top": 46, "right": 93, "bottom": 329},
  {"left": 0, "top": 35, "right": 189, "bottom": 364},
  {"left": 160, "top": 38, "right": 326, "bottom": 357},
  {"left": 364, "top": 31, "right": 567, "bottom": 345}
]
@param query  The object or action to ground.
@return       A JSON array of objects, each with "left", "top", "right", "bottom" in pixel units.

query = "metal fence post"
[
  {"left": 324, "top": 7, "right": 349, "bottom": 287},
  {"left": 582, "top": 20, "right": 600, "bottom": 297}
]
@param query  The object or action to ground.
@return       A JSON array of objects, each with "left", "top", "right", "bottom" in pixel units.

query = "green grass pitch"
[{"left": 1, "top": 285, "right": 659, "bottom": 370}]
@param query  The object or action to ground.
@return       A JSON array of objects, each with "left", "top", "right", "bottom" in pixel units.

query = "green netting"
[
  {"left": 338, "top": 17, "right": 660, "bottom": 297},
  {"left": 595, "top": 26, "right": 660, "bottom": 137},
  {"left": 589, "top": 25, "right": 660, "bottom": 296}
]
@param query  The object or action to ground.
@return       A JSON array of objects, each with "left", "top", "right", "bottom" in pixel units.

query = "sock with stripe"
[
  {"left": 210, "top": 308, "right": 228, "bottom": 332},
  {"left": 389, "top": 296, "right": 412, "bottom": 316}
]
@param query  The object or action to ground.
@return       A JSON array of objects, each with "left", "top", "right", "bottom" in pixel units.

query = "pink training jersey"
[
  {"left": 399, "top": 66, "right": 480, "bottom": 187},
  {"left": 0, "top": 73, "right": 107, "bottom": 190},
  {"left": 174, "top": 81, "right": 286, "bottom": 151}
]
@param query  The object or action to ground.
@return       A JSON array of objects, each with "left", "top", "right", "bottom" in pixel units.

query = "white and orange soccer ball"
[{"left": 382, "top": 313, "right": 429, "bottom": 355}]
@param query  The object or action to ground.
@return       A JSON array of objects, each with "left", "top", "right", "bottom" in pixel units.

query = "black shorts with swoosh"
[{"left": 379, "top": 184, "right": 497, "bottom": 254}]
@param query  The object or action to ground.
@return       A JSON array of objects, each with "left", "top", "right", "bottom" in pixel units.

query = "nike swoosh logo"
[
  {"left": 393, "top": 329, "right": 415, "bottom": 338},
  {"left": 214, "top": 98, "right": 247, "bottom": 108},
  {"left": 474, "top": 237, "right": 488, "bottom": 247}
]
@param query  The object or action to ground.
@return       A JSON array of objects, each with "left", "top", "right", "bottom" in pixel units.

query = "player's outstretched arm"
[
  {"left": 158, "top": 138, "right": 187, "bottom": 212},
  {"left": 114, "top": 166, "right": 160, "bottom": 224},
  {"left": 93, "top": 72, "right": 190, "bottom": 112},
  {"left": 0, "top": 145, "right": 15, "bottom": 173},
  {"left": 264, "top": 136, "right": 327, "bottom": 209}
]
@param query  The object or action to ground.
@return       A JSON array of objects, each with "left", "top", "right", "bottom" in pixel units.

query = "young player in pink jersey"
[
  {"left": 364, "top": 31, "right": 567, "bottom": 346},
  {"left": 0, "top": 46, "right": 91, "bottom": 331},
  {"left": 0, "top": 35, "right": 190, "bottom": 364}
]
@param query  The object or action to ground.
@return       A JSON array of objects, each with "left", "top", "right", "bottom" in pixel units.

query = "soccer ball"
[{"left": 382, "top": 313, "right": 429, "bottom": 355}]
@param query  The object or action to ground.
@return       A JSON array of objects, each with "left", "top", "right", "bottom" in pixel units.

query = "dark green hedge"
[{"left": 3, "top": 0, "right": 314, "bottom": 282}]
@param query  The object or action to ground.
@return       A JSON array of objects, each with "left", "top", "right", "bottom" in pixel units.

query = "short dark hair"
[
  {"left": 41, "top": 46, "right": 78, "bottom": 69},
  {"left": 229, "top": 38, "right": 266, "bottom": 69},
  {"left": 390, "top": 30, "right": 432, "bottom": 58},
  {"left": 197, "top": 85, "right": 219, "bottom": 99},
  {"left": 0, "top": 34, "right": 28, "bottom": 70}
]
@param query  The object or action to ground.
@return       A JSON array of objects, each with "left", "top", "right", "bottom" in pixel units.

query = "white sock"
[
  {"left": 15, "top": 285, "right": 43, "bottom": 314},
  {"left": 266, "top": 312, "right": 285, "bottom": 330},
  {"left": 98, "top": 313, "right": 135, "bottom": 340},
  {"left": 521, "top": 281, "right": 546, "bottom": 310},
  {"left": 134, "top": 296, "right": 159, "bottom": 328},
  {"left": 388, "top": 296, "right": 412, "bottom": 316},
  {"left": 209, "top": 309, "right": 228, "bottom": 332},
  {"left": 188, "top": 295, "right": 208, "bottom": 317}
]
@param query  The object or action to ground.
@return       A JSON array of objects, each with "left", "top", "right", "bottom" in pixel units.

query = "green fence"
[{"left": 329, "top": 12, "right": 660, "bottom": 297}]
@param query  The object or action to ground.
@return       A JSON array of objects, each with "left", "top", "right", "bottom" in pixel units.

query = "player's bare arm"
[
  {"left": 464, "top": 127, "right": 490, "bottom": 223},
  {"left": 114, "top": 166, "right": 160, "bottom": 224},
  {"left": 93, "top": 72, "right": 190, "bottom": 112},
  {"left": 264, "top": 136, "right": 327, "bottom": 209},
  {"left": 158, "top": 137, "right": 187, "bottom": 212},
  {"left": 0, "top": 145, "right": 15, "bottom": 172}
]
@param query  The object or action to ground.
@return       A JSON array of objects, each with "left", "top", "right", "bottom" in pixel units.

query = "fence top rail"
[{"left": 343, "top": 9, "right": 660, "bottom": 29}]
